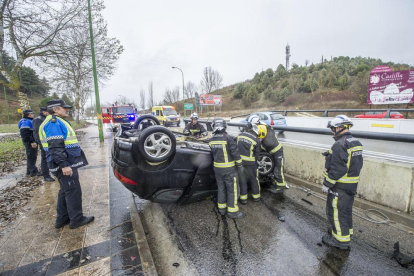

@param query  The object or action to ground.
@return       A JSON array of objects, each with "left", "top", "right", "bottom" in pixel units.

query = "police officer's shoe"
[
  {"left": 30, "top": 171, "right": 42, "bottom": 177},
  {"left": 239, "top": 199, "right": 248, "bottom": 204},
  {"left": 70, "top": 216, "right": 95, "bottom": 229},
  {"left": 55, "top": 218, "right": 70, "bottom": 229},
  {"left": 228, "top": 211, "right": 245, "bottom": 219},
  {"left": 44, "top": 176, "right": 55, "bottom": 182},
  {"left": 322, "top": 233, "right": 350, "bottom": 250},
  {"left": 218, "top": 209, "right": 227, "bottom": 216}
]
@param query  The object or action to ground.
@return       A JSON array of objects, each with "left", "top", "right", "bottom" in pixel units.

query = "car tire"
[
  {"left": 137, "top": 126, "right": 176, "bottom": 163},
  {"left": 133, "top": 115, "right": 160, "bottom": 130},
  {"left": 257, "top": 152, "right": 275, "bottom": 176}
]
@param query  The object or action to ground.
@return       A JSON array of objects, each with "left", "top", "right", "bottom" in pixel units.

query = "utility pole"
[
  {"left": 3, "top": 87, "right": 10, "bottom": 125},
  {"left": 87, "top": 0, "right": 104, "bottom": 142}
]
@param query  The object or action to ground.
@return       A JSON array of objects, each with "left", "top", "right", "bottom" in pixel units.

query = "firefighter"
[
  {"left": 18, "top": 109, "right": 41, "bottom": 176},
  {"left": 251, "top": 115, "right": 287, "bottom": 193},
  {"left": 237, "top": 118, "right": 267, "bottom": 203},
  {"left": 183, "top": 113, "right": 207, "bottom": 137},
  {"left": 32, "top": 107, "right": 54, "bottom": 182},
  {"left": 39, "top": 99, "right": 94, "bottom": 229},
  {"left": 209, "top": 118, "right": 245, "bottom": 219},
  {"left": 322, "top": 115, "right": 363, "bottom": 250}
]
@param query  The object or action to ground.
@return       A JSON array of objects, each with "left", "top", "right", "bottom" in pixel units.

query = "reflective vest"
[{"left": 39, "top": 115, "right": 79, "bottom": 151}]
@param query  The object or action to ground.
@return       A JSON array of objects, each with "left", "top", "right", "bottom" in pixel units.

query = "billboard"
[
  {"left": 199, "top": 94, "right": 222, "bottom": 106},
  {"left": 368, "top": 66, "right": 414, "bottom": 105}
]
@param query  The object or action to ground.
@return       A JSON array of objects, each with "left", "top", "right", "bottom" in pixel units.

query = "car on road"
[
  {"left": 353, "top": 111, "right": 405, "bottom": 119},
  {"left": 236, "top": 111, "right": 287, "bottom": 133},
  {"left": 112, "top": 115, "right": 275, "bottom": 204}
]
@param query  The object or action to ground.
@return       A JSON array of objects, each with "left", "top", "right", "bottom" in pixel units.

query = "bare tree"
[
  {"left": 305, "top": 60, "right": 309, "bottom": 67},
  {"left": 163, "top": 88, "right": 174, "bottom": 105},
  {"left": 200, "top": 66, "right": 223, "bottom": 94},
  {"left": 139, "top": 88, "right": 146, "bottom": 111},
  {"left": 185, "top": 81, "right": 197, "bottom": 99},
  {"left": 147, "top": 81, "right": 154, "bottom": 108},
  {"left": 115, "top": 95, "right": 137, "bottom": 107},
  {"left": 0, "top": 0, "right": 85, "bottom": 109},
  {"left": 172, "top": 86, "right": 180, "bottom": 103}
]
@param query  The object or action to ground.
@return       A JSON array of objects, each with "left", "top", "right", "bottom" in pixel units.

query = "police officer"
[
  {"left": 39, "top": 99, "right": 94, "bottom": 229},
  {"left": 322, "top": 115, "right": 363, "bottom": 250},
  {"left": 250, "top": 115, "right": 287, "bottom": 193},
  {"left": 237, "top": 116, "right": 266, "bottom": 203},
  {"left": 209, "top": 118, "right": 245, "bottom": 219},
  {"left": 18, "top": 109, "right": 41, "bottom": 176},
  {"left": 32, "top": 107, "right": 54, "bottom": 182},
  {"left": 183, "top": 113, "right": 207, "bottom": 137}
]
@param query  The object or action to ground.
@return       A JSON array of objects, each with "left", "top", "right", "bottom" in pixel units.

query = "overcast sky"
[{"left": 99, "top": 0, "right": 414, "bottom": 105}]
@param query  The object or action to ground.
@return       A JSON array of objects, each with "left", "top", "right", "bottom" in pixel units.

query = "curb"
[
  {"left": 128, "top": 192, "right": 158, "bottom": 276},
  {"left": 285, "top": 174, "right": 414, "bottom": 230}
]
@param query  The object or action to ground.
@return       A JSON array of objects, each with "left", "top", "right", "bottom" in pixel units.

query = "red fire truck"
[{"left": 101, "top": 104, "right": 137, "bottom": 132}]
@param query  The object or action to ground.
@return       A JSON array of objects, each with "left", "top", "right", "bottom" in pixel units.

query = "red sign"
[
  {"left": 199, "top": 94, "right": 222, "bottom": 106},
  {"left": 368, "top": 66, "right": 414, "bottom": 105}
]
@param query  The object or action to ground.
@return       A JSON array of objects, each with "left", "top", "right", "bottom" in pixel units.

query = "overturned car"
[{"left": 111, "top": 115, "right": 276, "bottom": 204}]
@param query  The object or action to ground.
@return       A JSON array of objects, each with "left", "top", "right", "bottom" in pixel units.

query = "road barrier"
[{"left": 268, "top": 108, "right": 414, "bottom": 118}]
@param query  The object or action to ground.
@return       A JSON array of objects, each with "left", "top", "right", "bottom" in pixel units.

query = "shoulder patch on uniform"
[{"left": 51, "top": 115, "right": 57, "bottom": 123}]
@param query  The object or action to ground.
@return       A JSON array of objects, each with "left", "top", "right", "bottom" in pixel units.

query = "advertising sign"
[
  {"left": 368, "top": 66, "right": 414, "bottom": 105},
  {"left": 184, "top": 103, "right": 194, "bottom": 110},
  {"left": 199, "top": 94, "right": 222, "bottom": 106}
]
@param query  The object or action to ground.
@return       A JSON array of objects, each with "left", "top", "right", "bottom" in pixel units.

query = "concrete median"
[{"left": 283, "top": 144, "right": 414, "bottom": 214}]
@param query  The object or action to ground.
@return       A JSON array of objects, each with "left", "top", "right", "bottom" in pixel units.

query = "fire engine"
[{"left": 101, "top": 104, "right": 136, "bottom": 132}]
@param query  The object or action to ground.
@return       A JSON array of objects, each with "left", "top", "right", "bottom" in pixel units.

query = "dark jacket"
[
  {"left": 184, "top": 122, "right": 207, "bottom": 136},
  {"left": 261, "top": 124, "right": 282, "bottom": 154},
  {"left": 209, "top": 132, "right": 242, "bottom": 171},
  {"left": 237, "top": 130, "right": 261, "bottom": 166},
  {"left": 32, "top": 113, "right": 46, "bottom": 145},
  {"left": 323, "top": 132, "right": 363, "bottom": 192},
  {"left": 39, "top": 115, "right": 88, "bottom": 173},
  {"left": 18, "top": 117, "right": 35, "bottom": 143}
]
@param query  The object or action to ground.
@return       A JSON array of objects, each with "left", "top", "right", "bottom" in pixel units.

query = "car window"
[
  {"left": 270, "top": 113, "right": 283, "bottom": 120},
  {"left": 262, "top": 114, "right": 268, "bottom": 120},
  {"left": 156, "top": 110, "right": 160, "bottom": 116},
  {"left": 391, "top": 112, "right": 402, "bottom": 115},
  {"left": 257, "top": 113, "right": 266, "bottom": 120},
  {"left": 374, "top": 112, "right": 383, "bottom": 114},
  {"left": 103, "top": 108, "right": 110, "bottom": 114},
  {"left": 365, "top": 112, "right": 374, "bottom": 115}
]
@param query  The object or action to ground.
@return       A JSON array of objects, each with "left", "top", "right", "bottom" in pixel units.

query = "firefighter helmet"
[
  {"left": 212, "top": 118, "right": 227, "bottom": 134},
  {"left": 190, "top": 113, "right": 199, "bottom": 120},
  {"left": 252, "top": 124, "right": 267, "bottom": 138},
  {"left": 327, "top": 115, "right": 353, "bottom": 129}
]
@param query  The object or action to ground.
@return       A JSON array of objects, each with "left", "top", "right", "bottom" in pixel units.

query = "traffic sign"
[{"left": 184, "top": 103, "right": 194, "bottom": 110}]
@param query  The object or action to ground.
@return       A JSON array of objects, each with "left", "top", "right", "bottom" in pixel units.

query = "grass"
[
  {"left": 0, "top": 124, "right": 19, "bottom": 133},
  {"left": 0, "top": 137, "right": 25, "bottom": 163},
  {"left": 69, "top": 120, "right": 89, "bottom": 130}
]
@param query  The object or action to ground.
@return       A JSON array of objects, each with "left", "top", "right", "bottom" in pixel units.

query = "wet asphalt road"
[{"left": 153, "top": 186, "right": 414, "bottom": 276}]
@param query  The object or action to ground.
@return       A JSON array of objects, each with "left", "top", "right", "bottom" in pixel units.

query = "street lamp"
[{"left": 172, "top": 66, "right": 185, "bottom": 102}]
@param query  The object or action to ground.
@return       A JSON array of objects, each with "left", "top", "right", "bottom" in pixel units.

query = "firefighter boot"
[
  {"left": 218, "top": 208, "right": 227, "bottom": 216},
  {"left": 228, "top": 211, "right": 245, "bottom": 219},
  {"left": 322, "top": 233, "right": 350, "bottom": 250}
]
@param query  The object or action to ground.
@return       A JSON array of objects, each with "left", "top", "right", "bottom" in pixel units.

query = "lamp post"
[
  {"left": 172, "top": 66, "right": 185, "bottom": 101},
  {"left": 87, "top": 0, "right": 104, "bottom": 142}
]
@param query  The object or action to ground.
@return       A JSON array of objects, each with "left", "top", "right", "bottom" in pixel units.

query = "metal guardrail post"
[
  {"left": 323, "top": 110, "right": 328, "bottom": 117},
  {"left": 385, "top": 109, "right": 391, "bottom": 118},
  {"left": 283, "top": 110, "right": 288, "bottom": 116}
]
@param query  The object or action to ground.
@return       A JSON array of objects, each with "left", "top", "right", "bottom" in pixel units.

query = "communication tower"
[{"left": 286, "top": 43, "right": 291, "bottom": 70}]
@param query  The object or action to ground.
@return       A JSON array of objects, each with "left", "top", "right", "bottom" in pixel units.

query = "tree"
[
  {"left": 41, "top": 0, "right": 123, "bottom": 122},
  {"left": 185, "top": 81, "right": 197, "bottom": 99},
  {"left": 305, "top": 60, "right": 309, "bottom": 67},
  {"left": 115, "top": 95, "right": 137, "bottom": 107},
  {"left": 200, "top": 66, "right": 223, "bottom": 94},
  {"left": 242, "top": 85, "right": 259, "bottom": 107},
  {"left": 147, "top": 81, "right": 154, "bottom": 108},
  {"left": 233, "top": 83, "right": 246, "bottom": 99},
  {"left": 0, "top": 0, "right": 85, "bottom": 109},
  {"left": 163, "top": 88, "right": 174, "bottom": 105},
  {"left": 139, "top": 88, "right": 146, "bottom": 111}
]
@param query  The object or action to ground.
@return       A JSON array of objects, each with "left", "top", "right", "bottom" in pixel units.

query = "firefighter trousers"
[
  {"left": 326, "top": 187, "right": 356, "bottom": 243},
  {"left": 239, "top": 164, "right": 260, "bottom": 200},
  {"left": 55, "top": 168, "right": 84, "bottom": 226},
  {"left": 271, "top": 149, "right": 285, "bottom": 187},
  {"left": 215, "top": 167, "right": 239, "bottom": 213}
]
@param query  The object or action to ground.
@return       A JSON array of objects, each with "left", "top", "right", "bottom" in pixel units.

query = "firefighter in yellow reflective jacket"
[
  {"left": 322, "top": 115, "right": 363, "bottom": 250},
  {"left": 39, "top": 99, "right": 94, "bottom": 230},
  {"left": 209, "top": 118, "right": 245, "bottom": 219},
  {"left": 183, "top": 113, "right": 207, "bottom": 137},
  {"left": 237, "top": 121, "right": 266, "bottom": 203}
]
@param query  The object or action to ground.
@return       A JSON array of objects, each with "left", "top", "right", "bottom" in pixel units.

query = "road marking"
[{"left": 371, "top": 124, "right": 394, "bottom": 128}]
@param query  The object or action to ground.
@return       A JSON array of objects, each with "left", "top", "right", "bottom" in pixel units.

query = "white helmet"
[
  {"left": 247, "top": 114, "right": 261, "bottom": 125},
  {"left": 191, "top": 113, "right": 199, "bottom": 120},
  {"left": 327, "top": 115, "right": 353, "bottom": 129}
]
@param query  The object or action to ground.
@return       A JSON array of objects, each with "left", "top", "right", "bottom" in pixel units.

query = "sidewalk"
[{"left": 0, "top": 126, "right": 147, "bottom": 275}]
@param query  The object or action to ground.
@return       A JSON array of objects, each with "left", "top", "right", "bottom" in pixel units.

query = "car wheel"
[
  {"left": 238, "top": 126, "right": 245, "bottom": 132},
  {"left": 137, "top": 126, "right": 176, "bottom": 162},
  {"left": 133, "top": 115, "right": 160, "bottom": 130},
  {"left": 257, "top": 152, "right": 275, "bottom": 176},
  {"left": 112, "top": 127, "right": 118, "bottom": 133}
]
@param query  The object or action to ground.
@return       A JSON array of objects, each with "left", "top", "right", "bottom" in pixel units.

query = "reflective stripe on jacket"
[
  {"left": 237, "top": 131, "right": 261, "bottom": 165},
  {"left": 324, "top": 132, "right": 363, "bottom": 192},
  {"left": 39, "top": 115, "right": 88, "bottom": 171},
  {"left": 261, "top": 124, "right": 282, "bottom": 154},
  {"left": 183, "top": 122, "right": 207, "bottom": 136},
  {"left": 209, "top": 132, "right": 242, "bottom": 170}
]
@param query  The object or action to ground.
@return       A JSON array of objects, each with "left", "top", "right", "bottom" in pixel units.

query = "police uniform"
[
  {"left": 183, "top": 122, "right": 207, "bottom": 136},
  {"left": 261, "top": 124, "right": 286, "bottom": 189},
  {"left": 18, "top": 111, "right": 39, "bottom": 176},
  {"left": 237, "top": 130, "right": 261, "bottom": 201},
  {"left": 39, "top": 100, "right": 91, "bottom": 228},
  {"left": 33, "top": 108, "right": 53, "bottom": 181},
  {"left": 323, "top": 132, "right": 363, "bottom": 245},
  {"left": 209, "top": 132, "right": 243, "bottom": 214}
]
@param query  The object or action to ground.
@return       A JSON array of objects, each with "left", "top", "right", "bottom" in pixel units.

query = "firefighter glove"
[{"left": 322, "top": 184, "right": 330, "bottom": 194}]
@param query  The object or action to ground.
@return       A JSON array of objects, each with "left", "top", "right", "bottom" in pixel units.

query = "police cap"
[
  {"left": 40, "top": 106, "right": 47, "bottom": 112},
  {"left": 47, "top": 99, "right": 72, "bottom": 109},
  {"left": 22, "top": 109, "right": 34, "bottom": 116}
]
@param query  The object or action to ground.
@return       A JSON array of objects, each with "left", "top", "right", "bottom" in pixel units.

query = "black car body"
[{"left": 112, "top": 115, "right": 275, "bottom": 204}]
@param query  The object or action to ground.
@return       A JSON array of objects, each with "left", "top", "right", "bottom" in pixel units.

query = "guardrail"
[
  {"left": 184, "top": 119, "right": 414, "bottom": 143},
  {"left": 230, "top": 109, "right": 414, "bottom": 119}
]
